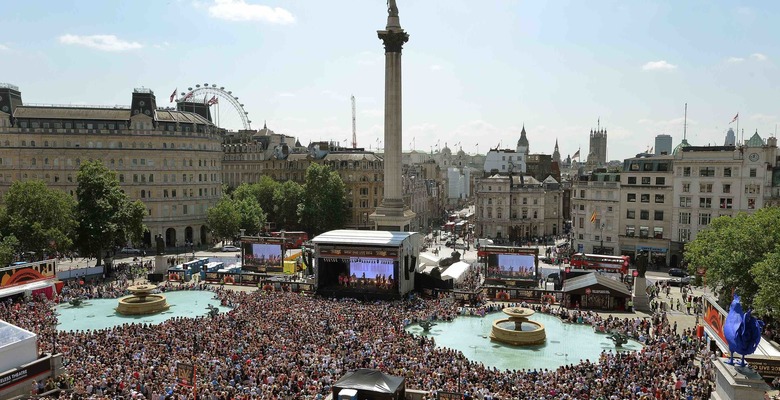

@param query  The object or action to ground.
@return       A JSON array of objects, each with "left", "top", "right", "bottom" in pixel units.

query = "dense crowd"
[{"left": 0, "top": 278, "right": 723, "bottom": 400}]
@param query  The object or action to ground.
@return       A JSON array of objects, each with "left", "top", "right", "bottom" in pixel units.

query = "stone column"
[{"left": 371, "top": 2, "right": 416, "bottom": 231}]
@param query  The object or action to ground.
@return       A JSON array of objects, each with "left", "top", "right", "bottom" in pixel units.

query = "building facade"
[
  {"left": 671, "top": 136, "right": 779, "bottom": 245},
  {"left": 618, "top": 156, "right": 676, "bottom": 267},
  {"left": 475, "top": 174, "right": 562, "bottom": 242},
  {"left": 571, "top": 170, "right": 621, "bottom": 255},
  {"left": 0, "top": 84, "right": 223, "bottom": 248}
]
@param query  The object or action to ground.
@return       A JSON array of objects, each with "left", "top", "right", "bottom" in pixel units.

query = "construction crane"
[{"left": 351, "top": 95, "right": 357, "bottom": 149}]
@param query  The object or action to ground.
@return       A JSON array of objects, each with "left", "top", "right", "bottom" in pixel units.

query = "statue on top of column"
[{"left": 388, "top": 0, "right": 398, "bottom": 17}]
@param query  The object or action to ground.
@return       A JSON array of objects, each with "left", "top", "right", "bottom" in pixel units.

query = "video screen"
[
  {"left": 317, "top": 257, "right": 397, "bottom": 291},
  {"left": 349, "top": 257, "right": 394, "bottom": 280},
  {"left": 242, "top": 243, "right": 283, "bottom": 272},
  {"left": 487, "top": 253, "right": 536, "bottom": 280}
]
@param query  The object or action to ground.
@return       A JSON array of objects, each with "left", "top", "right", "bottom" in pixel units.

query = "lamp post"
[
  {"left": 50, "top": 318, "right": 57, "bottom": 378},
  {"left": 599, "top": 223, "right": 604, "bottom": 255}
]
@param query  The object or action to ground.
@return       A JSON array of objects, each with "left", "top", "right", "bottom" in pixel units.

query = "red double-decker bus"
[
  {"left": 270, "top": 231, "right": 309, "bottom": 248},
  {"left": 570, "top": 253, "right": 630, "bottom": 275}
]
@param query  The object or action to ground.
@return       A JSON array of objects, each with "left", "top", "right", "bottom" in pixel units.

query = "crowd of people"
[{"left": 0, "top": 275, "right": 725, "bottom": 400}]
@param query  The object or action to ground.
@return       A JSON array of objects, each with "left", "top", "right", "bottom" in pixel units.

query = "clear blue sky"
[{"left": 1, "top": 0, "right": 777, "bottom": 161}]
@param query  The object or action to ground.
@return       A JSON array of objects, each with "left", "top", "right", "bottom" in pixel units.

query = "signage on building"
[
  {"left": 636, "top": 246, "right": 667, "bottom": 253},
  {"left": 0, "top": 358, "right": 50, "bottom": 391},
  {"left": 318, "top": 247, "right": 398, "bottom": 259}
]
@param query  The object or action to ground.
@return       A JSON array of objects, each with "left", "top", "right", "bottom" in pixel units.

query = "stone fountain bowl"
[
  {"left": 116, "top": 285, "right": 170, "bottom": 315},
  {"left": 489, "top": 307, "right": 546, "bottom": 346}
]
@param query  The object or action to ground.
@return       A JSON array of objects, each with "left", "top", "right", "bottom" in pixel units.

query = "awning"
[
  {"left": 0, "top": 279, "right": 57, "bottom": 299},
  {"left": 562, "top": 273, "right": 630, "bottom": 297}
]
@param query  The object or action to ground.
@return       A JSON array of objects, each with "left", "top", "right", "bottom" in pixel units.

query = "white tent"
[
  {"left": 417, "top": 253, "right": 440, "bottom": 272},
  {"left": 441, "top": 261, "right": 470, "bottom": 283}
]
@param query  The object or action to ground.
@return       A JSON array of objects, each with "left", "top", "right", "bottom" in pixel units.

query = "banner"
[{"left": 176, "top": 362, "right": 195, "bottom": 387}]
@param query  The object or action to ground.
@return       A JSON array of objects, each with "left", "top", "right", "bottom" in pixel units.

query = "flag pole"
[{"left": 737, "top": 114, "right": 740, "bottom": 145}]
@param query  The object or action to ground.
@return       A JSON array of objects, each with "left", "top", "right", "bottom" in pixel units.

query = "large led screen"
[
  {"left": 487, "top": 253, "right": 536, "bottom": 280},
  {"left": 242, "top": 243, "right": 283, "bottom": 272}
]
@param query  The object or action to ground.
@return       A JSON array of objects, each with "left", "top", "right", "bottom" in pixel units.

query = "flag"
[
  {"left": 208, "top": 96, "right": 218, "bottom": 105},
  {"left": 590, "top": 211, "right": 597, "bottom": 223},
  {"left": 730, "top": 113, "right": 739, "bottom": 124},
  {"left": 182, "top": 91, "right": 194, "bottom": 101},
  {"left": 572, "top": 149, "right": 580, "bottom": 159},
  {"left": 169, "top": 88, "right": 177, "bottom": 103}
]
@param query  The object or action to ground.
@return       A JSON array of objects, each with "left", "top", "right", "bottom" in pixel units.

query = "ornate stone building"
[{"left": 0, "top": 84, "right": 224, "bottom": 248}]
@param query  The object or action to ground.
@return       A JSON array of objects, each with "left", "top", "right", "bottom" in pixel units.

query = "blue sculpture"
[{"left": 723, "top": 294, "right": 765, "bottom": 367}]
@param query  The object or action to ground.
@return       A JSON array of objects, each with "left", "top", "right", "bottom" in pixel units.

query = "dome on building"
[
  {"left": 672, "top": 138, "right": 691, "bottom": 155},
  {"left": 441, "top": 143, "right": 452, "bottom": 156},
  {"left": 457, "top": 148, "right": 466, "bottom": 157}
]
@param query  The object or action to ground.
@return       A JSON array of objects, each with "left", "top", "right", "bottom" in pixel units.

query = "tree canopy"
[
  {"left": 74, "top": 160, "right": 146, "bottom": 264},
  {"left": 206, "top": 197, "right": 241, "bottom": 242},
  {"left": 685, "top": 207, "right": 780, "bottom": 315},
  {"left": 1, "top": 180, "right": 76, "bottom": 256},
  {"left": 298, "top": 163, "right": 348, "bottom": 235}
]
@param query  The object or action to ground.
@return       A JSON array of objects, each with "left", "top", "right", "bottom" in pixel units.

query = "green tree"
[
  {"left": 1, "top": 180, "right": 76, "bottom": 257},
  {"left": 298, "top": 163, "right": 348, "bottom": 234},
  {"left": 206, "top": 197, "right": 241, "bottom": 243},
  {"left": 235, "top": 197, "right": 266, "bottom": 235},
  {"left": 273, "top": 180, "right": 305, "bottom": 230},
  {"left": 255, "top": 176, "right": 280, "bottom": 226},
  {"left": 685, "top": 207, "right": 780, "bottom": 308},
  {"left": 74, "top": 160, "right": 146, "bottom": 265},
  {"left": 0, "top": 235, "right": 19, "bottom": 266}
]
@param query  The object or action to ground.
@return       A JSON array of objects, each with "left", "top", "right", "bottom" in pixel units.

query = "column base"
[
  {"left": 633, "top": 277, "right": 651, "bottom": 312},
  {"left": 370, "top": 207, "right": 416, "bottom": 232},
  {"left": 711, "top": 358, "right": 770, "bottom": 400}
]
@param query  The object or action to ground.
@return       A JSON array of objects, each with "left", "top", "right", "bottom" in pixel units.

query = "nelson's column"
[{"left": 370, "top": 0, "right": 416, "bottom": 231}]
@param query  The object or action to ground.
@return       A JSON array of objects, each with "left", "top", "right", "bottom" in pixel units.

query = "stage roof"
[{"left": 312, "top": 230, "right": 416, "bottom": 247}]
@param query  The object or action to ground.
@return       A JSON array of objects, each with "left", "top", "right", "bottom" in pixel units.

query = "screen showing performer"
[
  {"left": 487, "top": 253, "right": 536, "bottom": 280},
  {"left": 318, "top": 257, "right": 397, "bottom": 291},
  {"left": 243, "top": 243, "right": 283, "bottom": 272}
]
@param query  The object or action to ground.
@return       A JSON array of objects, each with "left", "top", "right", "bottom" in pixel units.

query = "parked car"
[
  {"left": 668, "top": 276, "right": 692, "bottom": 287},
  {"left": 668, "top": 268, "right": 688, "bottom": 277},
  {"left": 222, "top": 245, "right": 240, "bottom": 252},
  {"left": 120, "top": 247, "right": 142, "bottom": 255}
]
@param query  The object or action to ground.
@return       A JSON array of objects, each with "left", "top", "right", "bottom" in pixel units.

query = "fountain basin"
[
  {"left": 116, "top": 284, "right": 170, "bottom": 315},
  {"left": 489, "top": 307, "right": 546, "bottom": 345}
]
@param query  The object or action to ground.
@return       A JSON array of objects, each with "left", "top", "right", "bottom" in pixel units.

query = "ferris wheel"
[{"left": 178, "top": 83, "right": 252, "bottom": 130}]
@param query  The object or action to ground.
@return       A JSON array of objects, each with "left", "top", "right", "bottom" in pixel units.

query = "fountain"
[
  {"left": 489, "top": 307, "right": 546, "bottom": 346},
  {"left": 116, "top": 284, "right": 170, "bottom": 315}
]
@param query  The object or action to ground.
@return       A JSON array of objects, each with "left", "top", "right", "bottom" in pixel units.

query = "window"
[
  {"left": 679, "top": 212, "right": 691, "bottom": 224},
  {"left": 653, "top": 227, "right": 664, "bottom": 239},
  {"left": 630, "top": 163, "right": 640, "bottom": 171},
  {"left": 748, "top": 198, "right": 756, "bottom": 209},
  {"left": 655, "top": 194, "right": 664, "bottom": 203},
  {"left": 700, "top": 167, "right": 715, "bottom": 177},
  {"left": 579, "top": 190, "right": 585, "bottom": 198},
  {"left": 724, "top": 167, "right": 732, "bottom": 177},
  {"left": 700, "top": 183, "right": 713, "bottom": 193},
  {"left": 626, "top": 210, "right": 635, "bottom": 219},
  {"left": 678, "top": 228, "right": 691, "bottom": 242},
  {"left": 640, "top": 194, "right": 650, "bottom": 203},
  {"left": 719, "top": 198, "right": 733, "bottom": 209},
  {"left": 680, "top": 196, "right": 692, "bottom": 207},
  {"left": 625, "top": 225, "right": 635, "bottom": 237},
  {"left": 639, "top": 226, "right": 649, "bottom": 238},
  {"left": 745, "top": 184, "right": 760, "bottom": 194},
  {"left": 699, "top": 213, "right": 711, "bottom": 226},
  {"left": 750, "top": 168, "right": 757, "bottom": 178},
  {"left": 682, "top": 183, "right": 690, "bottom": 193},
  {"left": 641, "top": 177, "right": 651, "bottom": 185},
  {"left": 699, "top": 197, "right": 712, "bottom": 208},
  {"left": 627, "top": 177, "right": 637, "bottom": 184},
  {"left": 640, "top": 210, "right": 649, "bottom": 220},
  {"left": 643, "top": 163, "right": 653, "bottom": 171},
  {"left": 723, "top": 184, "right": 731, "bottom": 194},
  {"left": 627, "top": 193, "right": 636, "bottom": 202},
  {"left": 654, "top": 211, "right": 664, "bottom": 221},
  {"left": 683, "top": 167, "right": 691, "bottom": 177},
  {"left": 656, "top": 177, "right": 665, "bottom": 185}
]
